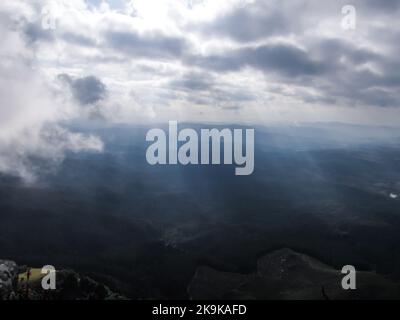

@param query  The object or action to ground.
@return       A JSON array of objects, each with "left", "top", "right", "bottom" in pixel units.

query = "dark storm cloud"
[
  {"left": 58, "top": 74, "right": 107, "bottom": 105},
  {"left": 216, "top": 89, "right": 256, "bottom": 102},
  {"left": 363, "top": 0, "right": 400, "bottom": 11},
  {"left": 201, "top": 4, "right": 291, "bottom": 42},
  {"left": 183, "top": 0, "right": 400, "bottom": 109},
  {"left": 24, "top": 22, "right": 55, "bottom": 43},
  {"left": 315, "top": 68, "right": 400, "bottom": 108},
  {"left": 61, "top": 32, "right": 96, "bottom": 47},
  {"left": 312, "top": 38, "right": 380, "bottom": 65},
  {"left": 169, "top": 72, "right": 215, "bottom": 91},
  {"left": 23, "top": 23, "right": 94, "bottom": 47},
  {"left": 303, "top": 37, "right": 400, "bottom": 108},
  {"left": 168, "top": 71, "right": 256, "bottom": 106},
  {"left": 189, "top": 43, "right": 326, "bottom": 77},
  {"left": 200, "top": 0, "right": 400, "bottom": 44},
  {"left": 105, "top": 30, "right": 188, "bottom": 60},
  {"left": 247, "top": 44, "right": 326, "bottom": 76},
  {"left": 184, "top": 27, "right": 400, "bottom": 107}
]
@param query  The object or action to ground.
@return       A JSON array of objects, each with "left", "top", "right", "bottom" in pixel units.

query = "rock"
[
  {"left": 0, "top": 260, "right": 18, "bottom": 300},
  {"left": 188, "top": 248, "right": 400, "bottom": 300},
  {"left": 1, "top": 259, "right": 126, "bottom": 300}
]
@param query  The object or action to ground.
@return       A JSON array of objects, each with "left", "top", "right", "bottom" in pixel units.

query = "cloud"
[
  {"left": 169, "top": 72, "right": 215, "bottom": 91},
  {"left": 59, "top": 74, "right": 107, "bottom": 105},
  {"left": 199, "top": 2, "right": 293, "bottom": 42},
  {"left": 0, "top": 124, "right": 103, "bottom": 183},
  {"left": 188, "top": 43, "right": 326, "bottom": 78},
  {"left": 1, "top": 0, "right": 400, "bottom": 152},
  {"left": 24, "top": 22, "right": 55, "bottom": 43},
  {"left": 0, "top": 8, "right": 103, "bottom": 182},
  {"left": 364, "top": 0, "right": 400, "bottom": 11},
  {"left": 0, "top": 64, "right": 104, "bottom": 182},
  {"left": 61, "top": 31, "right": 96, "bottom": 47},
  {"left": 168, "top": 71, "right": 257, "bottom": 109},
  {"left": 104, "top": 30, "right": 189, "bottom": 60}
]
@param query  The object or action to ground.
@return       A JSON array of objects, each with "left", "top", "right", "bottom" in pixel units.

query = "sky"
[{"left": 0, "top": 0, "right": 400, "bottom": 180}]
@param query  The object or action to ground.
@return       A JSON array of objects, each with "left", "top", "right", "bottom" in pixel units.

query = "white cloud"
[{"left": 0, "top": 5, "right": 103, "bottom": 182}]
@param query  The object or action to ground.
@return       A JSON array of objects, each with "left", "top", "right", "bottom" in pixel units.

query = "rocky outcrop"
[
  {"left": 0, "top": 260, "right": 18, "bottom": 300},
  {"left": 18, "top": 269, "right": 127, "bottom": 300},
  {"left": 0, "top": 260, "right": 125, "bottom": 300},
  {"left": 188, "top": 248, "right": 400, "bottom": 300}
]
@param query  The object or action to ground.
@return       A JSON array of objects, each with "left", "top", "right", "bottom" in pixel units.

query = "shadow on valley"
[{"left": 1, "top": 123, "right": 400, "bottom": 299}]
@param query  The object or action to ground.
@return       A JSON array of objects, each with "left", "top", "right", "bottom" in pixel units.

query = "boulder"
[{"left": 0, "top": 260, "right": 18, "bottom": 300}]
